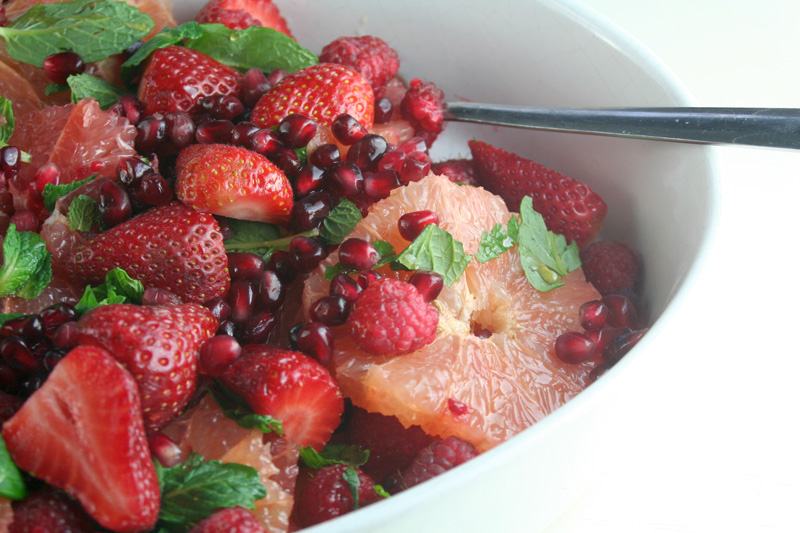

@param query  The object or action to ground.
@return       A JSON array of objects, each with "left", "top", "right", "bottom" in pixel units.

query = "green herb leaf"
[
  {"left": 157, "top": 452, "right": 266, "bottom": 527},
  {"left": 0, "top": 224, "right": 52, "bottom": 300},
  {"left": 476, "top": 217, "right": 520, "bottom": 263},
  {"left": 300, "top": 444, "right": 370, "bottom": 470},
  {"left": 67, "top": 73, "right": 129, "bottom": 109},
  {"left": 0, "top": 96, "right": 15, "bottom": 145},
  {"left": 67, "top": 194, "right": 98, "bottom": 232},
  {"left": 319, "top": 198, "right": 362, "bottom": 245},
  {"left": 42, "top": 174, "right": 96, "bottom": 212},
  {"left": 74, "top": 267, "right": 144, "bottom": 314},
  {"left": 44, "top": 83, "right": 69, "bottom": 96},
  {"left": 222, "top": 218, "right": 284, "bottom": 258},
  {"left": 0, "top": 435, "right": 27, "bottom": 500},
  {"left": 0, "top": 313, "right": 25, "bottom": 326},
  {"left": 120, "top": 22, "right": 205, "bottom": 85},
  {"left": 392, "top": 224, "right": 472, "bottom": 286},
  {"left": 185, "top": 23, "right": 317, "bottom": 74},
  {"left": 323, "top": 240, "right": 396, "bottom": 280},
  {"left": 0, "top": 0, "right": 154, "bottom": 66},
  {"left": 343, "top": 466, "right": 362, "bottom": 509},
  {"left": 210, "top": 386, "right": 283, "bottom": 436},
  {"left": 374, "top": 484, "right": 390, "bottom": 498}
]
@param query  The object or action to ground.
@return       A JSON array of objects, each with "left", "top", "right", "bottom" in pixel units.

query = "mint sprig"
[
  {"left": 0, "top": 435, "right": 27, "bottom": 501},
  {"left": 223, "top": 219, "right": 319, "bottom": 262},
  {"left": 300, "top": 444, "right": 370, "bottom": 470},
  {"left": 42, "top": 174, "right": 96, "bottom": 212},
  {"left": 0, "top": 224, "right": 52, "bottom": 300},
  {"left": 67, "top": 194, "right": 98, "bottom": 232},
  {"left": 0, "top": 96, "right": 15, "bottom": 146},
  {"left": 0, "top": 0, "right": 154, "bottom": 66},
  {"left": 319, "top": 198, "right": 362, "bottom": 245},
  {"left": 392, "top": 224, "right": 472, "bottom": 286},
  {"left": 74, "top": 267, "right": 144, "bottom": 314},
  {"left": 67, "top": 73, "right": 130, "bottom": 109}
]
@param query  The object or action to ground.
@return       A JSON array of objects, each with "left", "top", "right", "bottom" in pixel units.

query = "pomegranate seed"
[
  {"left": 98, "top": 179, "right": 132, "bottom": 227},
  {"left": 346, "top": 134, "right": 388, "bottom": 171},
  {"left": 603, "top": 329, "right": 646, "bottom": 365},
  {"left": 0, "top": 362, "right": 20, "bottom": 392},
  {"left": 288, "top": 322, "right": 304, "bottom": 350},
  {"left": 266, "top": 68, "right": 288, "bottom": 85},
  {"left": 278, "top": 113, "right": 318, "bottom": 149},
  {"left": 290, "top": 190, "right": 333, "bottom": 231},
  {"left": 228, "top": 279, "right": 256, "bottom": 323},
  {"left": 199, "top": 334, "right": 242, "bottom": 377},
  {"left": 377, "top": 149, "right": 405, "bottom": 172},
  {"left": 249, "top": 128, "right": 284, "bottom": 156},
  {"left": 364, "top": 170, "right": 401, "bottom": 199},
  {"left": 602, "top": 293, "right": 639, "bottom": 328},
  {"left": 51, "top": 321, "right": 77, "bottom": 349},
  {"left": 295, "top": 322, "right": 334, "bottom": 365},
  {"left": 203, "top": 297, "right": 232, "bottom": 323},
  {"left": 329, "top": 273, "right": 361, "bottom": 303},
  {"left": 271, "top": 148, "right": 302, "bottom": 178},
  {"left": 42, "top": 348, "right": 67, "bottom": 372},
  {"left": 241, "top": 68, "right": 271, "bottom": 108},
  {"left": 400, "top": 151, "right": 431, "bottom": 183},
  {"left": 141, "top": 287, "right": 182, "bottom": 306},
  {"left": 20, "top": 373, "right": 47, "bottom": 396},
  {"left": 0, "top": 336, "right": 40, "bottom": 375},
  {"left": 42, "top": 51, "right": 86, "bottom": 85},
  {"left": 138, "top": 173, "right": 173, "bottom": 206},
  {"left": 240, "top": 311, "right": 276, "bottom": 344},
  {"left": 267, "top": 250, "right": 297, "bottom": 283},
  {"left": 0, "top": 315, "right": 45, "bottom": 341},
  {"left": 331, "top": 113, "right": 368, "bottom": 145},
  {"left": 148, "top": 431, "right": 184, "bottom": 467},
  {"left": 409, "top": 271, "right": 444, "bottom": 302},
  {"left": 338, "top": 238, "right": 380, "bottom": 271},
  {"left": 117, "top": 157, "right": 153, "bottom": 189},
  {"left": 309, "top": 144, "right": 340, "bottom": 169},
  {"left": 590, "top": 363, "right": 610, "bottom": 382},
  {"left": 110, "top": 94, "right": 143, "bottom": 125},
  {"left": 589, "top": 326, "right": 631, "bottom": 353},
  {"left": 195, "top": 119, "right": 234, "bottom": 144},
  {"left": 227, "top": 252, "right": 266, "bottom": 281},
  {"left": 135, "top": 114, "right": 167, "bottom": 154},
  {"left": 231, "top": 121, "right": 260, "bottom": 147},
  {"left": 9, "top": 210, "right": 38, "bottom": 232},
  {"left": 374, "top": 97, "right": 393, "bottom": 123},
  {"left": 289, "top": 236, "right": 327, "bottom": 273},
  {"left": 216, "top": 218, "right": 234, "bottom": 240},
  {"left": 40, "top": 304, "right": 77, "bottom": 337},
  {"left": 325, "top": 162, "right": 363, "bottom": 197},
  {"left": 357, "top": 270, "right": 381, "bottom": 289},
  {"left": 398, "top": 210, "right": 439, "bottom": 241},
  {"left": 293, "top": 164, "right": 325, "bottom": 197},
  {"left": 398, "top": 136, "right": 428, "bottom": 154},
  {"left": 309, "top": 296, "right": 350, "bottom": 326},
  {"left": 217, "top": 320, "right": 238, "bottom": 338},
  {"left": 200, "top": 94, "right": 244, "bottom": 121},
  {"left": 447, "top": 398, "right": 470, "bottom": 416},
  {"left": 163, "top": 111, "right": 196, "bottom": 150},
  {"left": 255, "top": 270, "right": 285, "bottom": 311},
  {"left": 554, "top": 331, "right": 596, "bottom": 364},
  {"left": 579, "top": 300, "right": 609, "bottom": 331},
  {"left": 33, "top": 162, "right": 61, "bottom": 194}
]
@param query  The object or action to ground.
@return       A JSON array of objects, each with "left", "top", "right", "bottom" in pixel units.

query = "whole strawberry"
[
  {"left": 294, "top": 464, "right": 379, "bottom": 528},
  {"left": 469, "top": 140, "right": 607, "bottom": 247},
  {"left": 75, "top": 303, "right": 218, "bottom": 432},
  {"left": 195, "top": 0, "right": 294, "bottom": 36},
  {"left": 137, "top": 45, "right": 243, "bottom": 117},
  {"left": 2, "top": 346, "right": 160, "bottom": 532},
  {"left": 579, "top": 241, "right": 640, "bottom": 295},
  {"left": 251, "top": 63, "right": 374, "bottom": 129},
  {"left": 176, "top": 144, "right": 293, "bottom": 224},
  {"left": 188, "top": 506, "right": 266, "bottom": 533},
  {"left": 319, "top": 36, "right": 400, "bottom": 89},
  {"left": 220, "top": 345, "right": 343, "bottom": 450},
  {"left": 10, "top": 486, "right": 97, "bottom": 533},
  {"left": 65, "top": 203, "right": 230, "bottom": 304}
]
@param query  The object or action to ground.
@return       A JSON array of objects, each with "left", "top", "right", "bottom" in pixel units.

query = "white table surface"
[{"left": 547, "top": 2, "right": 800, "bottom": 532}]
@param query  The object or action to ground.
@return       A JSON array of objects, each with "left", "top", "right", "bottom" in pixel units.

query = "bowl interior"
[{"left": 172, "top": 0, "right": 719, "bottom": 530}]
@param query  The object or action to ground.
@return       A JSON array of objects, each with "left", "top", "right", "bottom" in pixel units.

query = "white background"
[{"left": 547, "top": 2, "right": 800, "bottom": 532}]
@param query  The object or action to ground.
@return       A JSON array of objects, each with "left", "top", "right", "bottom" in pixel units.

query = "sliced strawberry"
[
  {"left": 74, "top": 303, "right": 218, "bottom": 433},
  {"left": 9, "top": 486, "right": 97, "bottom": 533},
  {"left": 137, "top": 45, "right": 243, "bottom": 117},
  {"left": 469, "top": 140, "right": 607, "bottom": 247},
  {"left": 176, "top": 144, "right": 293, "bottom": 224},
  {"left": 65, "top": 203, "right": 230, "bottom": 304},
  {"left": 221, "top": 345, "right": 344, "bottom": 450},
  {"left": 2, "top": 346, "right": 160, "bottom": 532},
  {"left": 251, "top": 63, "right": 374, "bottom": 129},
  {"left": 195, "top": 0, "right": 293, "bottom": 37}
]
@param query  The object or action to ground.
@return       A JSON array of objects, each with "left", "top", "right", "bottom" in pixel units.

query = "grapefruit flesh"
[
  {"left": 0, "top": 59, "right": 43, "bottom": 121},
  {"left": 303, "top": 175, "right": 603, "bottom": 451}
]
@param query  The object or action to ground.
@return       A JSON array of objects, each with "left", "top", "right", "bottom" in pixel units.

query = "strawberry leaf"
[
  {"left": 74, "top": 267, "right": 144, "bottom": 314},
  {"left": 67, "top": 73, "right": 129, "bottom": 109},
  {"left": 300, "top": 444, "right": 370, "bottom": 470},
  {"left": 391, "top": 224, "right": 471, "bottom": 285},
  {"left": 42, "top": 174, "right": 96, "bottom": 212},
  {"left": 0, "top": 224, "right": 52, "bottom": 300},
  {"left": 0, "top": 0, "right": 154, "bottom": 66},
  {"left": 156, "top": 452, "right": 266, "bottom": 527},
  {"left": 319, "top": 198, "right": 362, "bottom": 245},
  {"left": 67, "top": 194, "right": 98, "bottom": 232},
  {"left": 120, "top": 22, "right": 205, "bottom": 85},
  {"left": 0, "top": 435, "right": 27, "bottom": 501}
]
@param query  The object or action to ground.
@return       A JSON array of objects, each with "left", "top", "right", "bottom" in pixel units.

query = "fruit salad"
[{"left": 0, "top": 0, "right": 648, "bottom": 531}]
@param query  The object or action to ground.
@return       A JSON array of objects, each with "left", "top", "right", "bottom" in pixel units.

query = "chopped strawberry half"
[
  {"left": 137, "top": 45, "right": 244, "bottom": 117},
  {"left": 2, "top": 346, "right": 160, "bottom": 532},
  {"left": 469, "top": 140, "right": 607, "bottom": 247},
  {"left": 176, "top": 144, "right": 293, "bottom": 224},
  {"left": 75, "top": 303, "right": 218, "bottom": 433},
  {"left": 195, "top": 0, "right": 294, "bottom": 37},
  {"left": 65, "top": 203, "right": 230, "bottom": 304},
  {"left": 221, "top": 345, "right": 344, "bottom": 450}
]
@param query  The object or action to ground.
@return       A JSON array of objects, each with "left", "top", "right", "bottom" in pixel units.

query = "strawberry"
[
  {"left": 2, "top": 346, "right": 160, "bottom": 532},
  {"left": 469, "top": 140, "right": 607, "bottom": 247},
  {"left": 9, "top": 486, "right": 97, "bottom": 533},
  {"left": 137, "top": 45, "right": 243, "bottom": 117},
  {"left": 188, "top": 506, "right": 266, "bottom": 533},
  {"left": 176, "top": 144, "right": 293, "bottom": 224},
  {"left": 65, "top": 203, "right": 230, "bottom": 304},
  {"left": 220, "top": 345, "right": 344, "bottom": 450},
  {"left": 251, "top": 63, "right": 374, "bottom": 129},
  {"left": 195, "top": 0, "right": 294, "bottom": 37},
  {"left": 74, "top": 303, "right": 218, "bottom": 433}
]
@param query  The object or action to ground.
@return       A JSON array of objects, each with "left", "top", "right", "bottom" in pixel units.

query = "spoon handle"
[{"left": 443, "top": 103, "right": 800, "bottom": 149}]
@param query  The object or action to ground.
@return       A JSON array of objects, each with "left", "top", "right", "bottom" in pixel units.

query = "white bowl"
[{"left": 173, "top": 1, "right": 720, "bottom": 531}]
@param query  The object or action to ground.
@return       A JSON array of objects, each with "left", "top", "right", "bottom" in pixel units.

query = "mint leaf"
[
  {"left": 319, "top": 198, "right": 362, "bottom": 245},
  {"left": 210, "top": 386, "right": 283, "bottom": 436},
  {"left": 343, "top": 466, "right": 362, "bottom": 509},
  {"left": 323, "top": 240, "right": 396, "bottom": 280},
  {"left": 42, "top": 174, "right": 96, "bottom": 212},
  {"left": 375, "top": 485, "right": 390, "bottom": 498},
  {"left": 0, "top": 96, "right": 14, "bottom": 145},
  {"left": 392, "top": 224, "right": 471, "bottom": 286},
  {"left": 157, "top": 452, "right": 266, "bottom": 527},
  {"left": 0, "top": 313, "right": 25, "bottom": 326},
  {"left": 67, "top": 73, "right": 129, "bottom": 109},
  {"left": 0, "top": 224, "right": 52, "bottom": 300},
  {"left": 0, "top": 0, "right": 154, "bottom": 66},
  {"left": 185, "top": 23, "right": 317, "bottom": 74},
  {"left": 0, "top": 435, "right": 27, "bottom": 500},
  {"left": 74, "top": 267, "right": 144, "bottom": 314},
  {"left": 67, "top": 194, "right": 98, "bottom": 232},
  {"left": 44, "top": 83, "right": 69, "bottom": 96},
  {"left": 120, "top": 22, "right": 205, "bottom": 85},
  {"left": 300, "top": 444, "right": 370, "bottom": 470},
  {"left": 476, "top": 219, "right": 519, "bottom": 263}
]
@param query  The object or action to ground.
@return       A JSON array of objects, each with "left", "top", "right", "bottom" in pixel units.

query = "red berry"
[
  {"left": 319, "top": 35, "right": 400, "bottom": 89},
  {"left": 580, "top": 241, "right": 640, "bottom": 295},
  {"left": 295, "top": 464, "right": 379, "bottom": 527},
  {"left": 189, "top": 506, "right": 266, "bottom": 533},
  {"left": 396, "top": 436, "right": 478, "bottom": 492},
  {"left": 9, "top": 486, "right": 96, "bottom": 533},
  {"left": 400, "top": 79, "right": 446, "bottom": 147},
  {"left": 194, "top": 0, "right": 293, "bottom": 37}
]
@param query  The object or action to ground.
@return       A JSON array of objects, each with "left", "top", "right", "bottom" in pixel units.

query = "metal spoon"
[{"left": 443, "top": 104, "right": 800, "bottom": 149}]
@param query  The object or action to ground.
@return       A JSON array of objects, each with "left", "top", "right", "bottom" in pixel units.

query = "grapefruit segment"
[{"left": 0, "top": 59, "right": 44, "bottom": 120}]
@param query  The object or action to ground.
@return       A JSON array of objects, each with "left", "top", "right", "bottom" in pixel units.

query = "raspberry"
[
  {"left": 348, "top": 278, "right": 439, "bottom": 356},
  {"left": 395, "top": 436, "right": 478, "bottom": 491},
  {"left": 319, "top": 36, "right": 400, "bottom": 89},
  {"left": 195, "top": 4, "right": 261, "bottom": 30},
  {"left": 295, "top": 464, "right": 379, "bottom": 527},
  {"left": 188, "top": 506, "right": 265, "bottom": 532},
  {"left": 10, "top": 486, "right": 97, "bottom": 533},
  {"left": 431, "top": 158, "right": 479, "bottom": 186},
  {"left": 400, "top": 79, "right": 446, "bottom": 147},
  {"left": 580, "top": 241, "right": 640, "bottom": 295}
]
